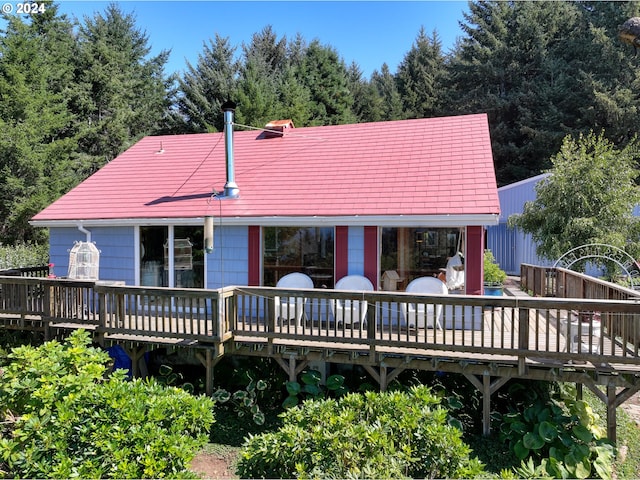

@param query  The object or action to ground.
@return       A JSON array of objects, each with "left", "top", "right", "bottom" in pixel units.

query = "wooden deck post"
[
  {"left": 196, "top": 348, "right": 222, "bottom": 396},
  {"left": 607, "top": 385, "right": 617, "bottom": 443},
  {"left": 518, "top": 307, "right": 530, "bottom": 375},
  {"left": 464, "top": 373, "right": 509, "bottom": 436}
]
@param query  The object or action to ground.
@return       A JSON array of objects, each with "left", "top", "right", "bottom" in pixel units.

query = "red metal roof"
[{"left": 32, "top": 114, "right": 500, "bottom": 223}]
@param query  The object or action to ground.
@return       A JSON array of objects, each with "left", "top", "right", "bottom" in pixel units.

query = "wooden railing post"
[
  {"left": 518, "top": 305, "right": 530, "bottom": 375},
  {"left": 97, "top": 287, "right": 107, "bottom": 345}
]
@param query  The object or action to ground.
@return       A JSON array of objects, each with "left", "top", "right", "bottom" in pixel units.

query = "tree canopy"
[{"left": 509, "top": 132, "right": 640, "bottom": 263}]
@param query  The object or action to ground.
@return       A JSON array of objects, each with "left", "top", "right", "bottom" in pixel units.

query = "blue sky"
[{"left": 37, "top": 0, "right": 468, "bottom": 78}]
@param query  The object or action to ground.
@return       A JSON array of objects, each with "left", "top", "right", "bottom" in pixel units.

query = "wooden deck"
[{"left": 1, "top": 273, "right": 640, "bottom": 440}]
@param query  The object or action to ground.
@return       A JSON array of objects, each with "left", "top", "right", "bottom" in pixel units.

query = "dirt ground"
[
  {"left": 189, "top": 394, "right": 640, "bottom": 480},
  {"left": 190, "top": 449, "right": 239, "bottom": 480}
]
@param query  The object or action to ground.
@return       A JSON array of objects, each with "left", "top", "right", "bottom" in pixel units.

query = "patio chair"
[
  {"left": 274, "top": 272, "right": 314, "bottom": 326},
  {"left": 401, "top": 277, "right": 448, "bottom": 329},
  {"left": 331, "top": 274, "right": 374, "bottom": 327}
]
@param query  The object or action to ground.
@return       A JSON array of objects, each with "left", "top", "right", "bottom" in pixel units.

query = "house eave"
[{"left": 30, "top": 214, "right": 500, "bottom": 229}]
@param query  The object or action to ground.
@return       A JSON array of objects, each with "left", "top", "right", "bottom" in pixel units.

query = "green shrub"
[
  {"left": 496, "top": 382, "right": 614, "bottom": 479},
  {"left": 282, "top": 369, "right": 347, "bottom": 408},
  {"left": 0, "top": 243, "right": 48, "bottom": 270},
  {"left": 213, "top": 375, "right": 269, "bottom": 425},
  {"left": 236, "top": 385, "right": 485, "bottom": 479},
  {"left": 484, "top": 250, "right": 507, "bottom": 285},
  {"left": 0, "top": 330, "right": 215, "bottom": 478}
]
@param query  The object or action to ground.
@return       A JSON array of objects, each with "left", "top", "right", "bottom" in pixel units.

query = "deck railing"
[
  {"left": 0, "top": 265, "right": 49, "bottom": 278},
  {"left": 1, "top": 274, "right": 640, "bottom": 368},
  {"left": 521, "top": 264, "right": 640, "bottom": 351}
]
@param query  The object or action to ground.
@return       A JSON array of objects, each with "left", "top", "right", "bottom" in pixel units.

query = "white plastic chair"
[
  {"left": 401, "top": 277, "right": 448, "bottom": 329},
  {"left": 274, "top": 273, "right": 314, "bottom": 326},
  {"left": 331, "top": 275, "right": 374, "bottom": 326}
]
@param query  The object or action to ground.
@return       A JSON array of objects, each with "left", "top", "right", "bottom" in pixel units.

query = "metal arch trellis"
[{"left": 553, "top": 243, "right": 640, "bottom": 287}]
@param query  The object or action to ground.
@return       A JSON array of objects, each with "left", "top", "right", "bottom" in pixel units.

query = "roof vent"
[{"left": 264, "top": 119, "right": 294, "bottom": 138}]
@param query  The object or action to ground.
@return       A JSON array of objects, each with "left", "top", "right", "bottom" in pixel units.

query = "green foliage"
[
  {"left": 212, "top": 376, "right": 268, "bottom": 426},
  {"left": 237, "top": 385, "right": 485, "bottom": 479},
  {"left": 484, "top": 250, "right": 507, "bottom": 285},
  {"left": 0, "top": 330, "right": 215, "bottom": 478},
  {"left": 496, "top": 382, "right": 614, "bottom": 479},
  {"left": 282, "top": 369, "right": 347, "bottom": 408},
  {"left": 0, "top": 243, "right": 48, "bottom": 269},
  {"left": 170, "top": 33, "right": 239, "bottom": 133},
  {"left": 396, "top": 27, "right": 449, "bottom": 119},
  {"left": 509, "top": 131, "right": 640, "bottom": 263},
  {"left": 155, "top": 364, "right": 198, "bottom": 394}
]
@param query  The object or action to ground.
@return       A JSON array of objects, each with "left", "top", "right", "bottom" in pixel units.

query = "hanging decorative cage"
[
  {"left": 164, "top": 238, "right": 193, "bottom": 271},
  {"left": 67, "top": 241, "right": 100, "bottom": 280}
]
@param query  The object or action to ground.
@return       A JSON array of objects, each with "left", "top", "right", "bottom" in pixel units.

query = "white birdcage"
[
  {"left": 67, "top": 241, "right": 100, "bottom": 280},
  {"left": 164, "top": 238, "right": 193, "bottom": 270}
]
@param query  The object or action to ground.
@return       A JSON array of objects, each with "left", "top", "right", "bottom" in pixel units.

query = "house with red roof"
[{"left": 31, "top": 104, "right": 500, "bottom": 295}]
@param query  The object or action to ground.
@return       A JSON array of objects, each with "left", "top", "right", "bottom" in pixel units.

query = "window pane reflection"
[
  {"left": 381, "top": 227, "right": 463, "bottom": 290},
  {"left": 263, "top": 227, "right": 334, "bottom": 288}
]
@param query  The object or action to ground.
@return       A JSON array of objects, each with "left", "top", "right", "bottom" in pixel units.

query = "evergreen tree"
[
  {"left": 347, "top": 62, "right": 385, "bottom": 123},
  {"left": 0, "top": 4, "right": 78, "bottom": 243},
  {"left": 298, "top": 40, "right": 356, "bottom": 125},
  {"left": 275, "top": 64, "right": 312, "bottom": 126},
  {"left": 235, "top": 26, "right": 286, "bottom": 128},
  {"left": 235, "top": 54, "right": 279, "bottom": 128},
  {"left": 370, "top": 63, "right": 404, "bottom": 121},
  {"left": 571, "top": 1, "right": 640, "bottom": 146},
  {"left": 448, "top": 0, "right": 587, "bottom": 185},
  {"left": 72, "top": 3, "right": 169, "bottom": 173},
  {"left": 396, "top": 27, "right": 448, "bottom": 119},
  {"left": 447, "top": 1, "right": 640, "bottom": 185},
  {"left": 172, "top": 33, "right": 239, "bottom": 133}
]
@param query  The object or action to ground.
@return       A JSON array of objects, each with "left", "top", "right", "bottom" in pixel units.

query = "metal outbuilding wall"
[{"left": 486, "top": 174, "right": 552, "bottom": 275}]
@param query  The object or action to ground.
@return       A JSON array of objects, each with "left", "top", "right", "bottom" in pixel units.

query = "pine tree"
[
  {"left": 235, "top": 26, "right": 286, "bottom": 128},
  {"left": 172, "top": 34, "right": 239, "bottom": 133},
  {"left": 347, "top": 62, "right": 385, "bottom": 123},
  {"left": 72, "top": 3, "right": 169, "bottom": 173},
  {"left": 396, "top": 27, "right": 448, "bottom": 119},
  {"left": 297, "top": 40, "right": 356, "bottom": 125},
  {"left": 0, "top": 4, "right": 78, "bottom": 243},
  {"left": 371, "top": 63, "right": 404, "bottom": 121}
]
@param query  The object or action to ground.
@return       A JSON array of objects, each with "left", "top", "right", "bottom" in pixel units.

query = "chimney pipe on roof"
[{"left": 221, "top": 100, "right": 239, "bottom": 198}]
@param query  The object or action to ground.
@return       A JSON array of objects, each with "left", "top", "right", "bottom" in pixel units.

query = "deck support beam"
[
  {"left": 464, "top": 373, "right": 509, "bottom": 436},
  {"left": 122, "top": 345, "right": 148, "bottom": 378},
  {"left": 196, "top": 348, "right": 224, "bottom": 396},
  {"left": 582, "top": 378, "right": 640, "bottom": 444},
  {"left": 364, "top": 364, "right": 405, "bottom": 391},
  {"left": 274, "top": 356, "right": 309, "bottom": 382}
]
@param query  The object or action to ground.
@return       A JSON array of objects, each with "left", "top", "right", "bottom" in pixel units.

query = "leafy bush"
[
  {"left": 0, "top": 330, "right": 215, "bottom": 478},
  {"left": 484, "top": 250, "right": 507, "bottom": 285},
  {"left": 213, "top": 376, "right": 269, "bottom": 425},
  {"left": 0, "top": 243, "right": 48, "bottom": 270},
  {"left": 282, "top": 369, "right": 347, "bottom": 408},
  {"left": 496, "top": 382, "right": 614, "bottom": 479},
  {"left": 237, "top": 385, "right": 485, "bottom": 479}
]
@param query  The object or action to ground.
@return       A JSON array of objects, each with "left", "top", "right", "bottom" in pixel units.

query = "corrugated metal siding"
[
  {"left": 498, "top": 173, "right": 549, "bottom": 220},
  {"left": 488, "top": 174, "right": 553, "bottom": 274},
  {"left": 486, "top": 223, "right": 515, "bottom": 273}
]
